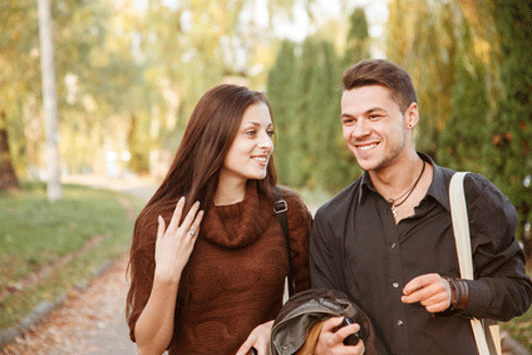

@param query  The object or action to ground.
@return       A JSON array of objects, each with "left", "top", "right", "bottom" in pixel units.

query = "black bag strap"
[{"left": 273, "top": 189, "right": 294, "bottom": 298}]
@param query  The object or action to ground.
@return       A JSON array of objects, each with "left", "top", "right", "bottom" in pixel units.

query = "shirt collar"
[{"left": 359, "top": 152, "right": 451, "bottom": 211}]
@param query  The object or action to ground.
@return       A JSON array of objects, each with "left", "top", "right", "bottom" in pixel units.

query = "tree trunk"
[
  {"left": 0, "top": 110, "right": 20, "bottom": 191},
  {"left": 38, "top": 0, "right": 62, "bottom": 201}
]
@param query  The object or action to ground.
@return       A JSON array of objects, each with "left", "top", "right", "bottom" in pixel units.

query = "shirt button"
[
  {"left": 391, "top": 243, "right": 397, "bottom": 249},
  {"left": 393, "top": 282, "right": 399, "bottom": 288},
  {"left": 397, "top": 320, "right": 404, "bottom": 326},
  {"left": 282, "top": 344, "right": 289, "bottom": 350}
]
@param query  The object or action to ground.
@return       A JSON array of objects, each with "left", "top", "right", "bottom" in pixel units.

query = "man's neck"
[
  {"left": 369, "top": 154, "right": 425, "bottom": 202},
  {"left": 369, "top": 153, "right": 433, "bottom": 223}
]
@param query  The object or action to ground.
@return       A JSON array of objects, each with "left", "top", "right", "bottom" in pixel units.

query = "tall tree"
[
  {"left": 308, "top": 40, "right": 356, "bottom": 191},
  {"left": 487, "top": 0, "right": 532, "bottom": 258},
  {"left": 38, "top": 0, "right": 62, "bottom": 201},
  {"left": 343, "top": 7, "right": 370, "bottom": 67},
  {"left": 386, "top": 0, "right": 457, "bottom": 158},
  {"left": 267, "top": 40, "right": 297, "bottom": 185},
  {"left": 437, "top": 13, "right": 488, "bottom": 174},
  {"left": 0, "top": 110, "right": 20, "bottom": 191},
  {"left": 127, "top": 112, "right": 151, "bottom": 174},
  {"left": 0, "top": 0, "right": 42, "bottom": 175},
  {"left": 288, "top": 38, "right": 318, "bottom": 186}
]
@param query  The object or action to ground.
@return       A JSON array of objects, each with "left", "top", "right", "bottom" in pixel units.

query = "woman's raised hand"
[{"left": 154, "top": 197, "right": 204, "bottom": 283}]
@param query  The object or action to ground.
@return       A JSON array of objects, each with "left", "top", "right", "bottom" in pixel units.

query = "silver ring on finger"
[{"left": 189, "top": 228, "right": 196, "bottom": 236}]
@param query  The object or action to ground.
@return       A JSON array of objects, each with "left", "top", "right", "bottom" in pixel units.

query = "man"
[{"left": 309, "top": 59, "right": 532, "bottom": 354}]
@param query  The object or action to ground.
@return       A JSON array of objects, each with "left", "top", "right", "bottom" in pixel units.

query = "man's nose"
[{"left": 351, "top": 119, "right": 370, "bottom": 138}]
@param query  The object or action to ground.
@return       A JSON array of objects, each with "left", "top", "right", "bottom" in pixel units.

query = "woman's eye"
[
  {"left": 267, "top": 130, "right": 275, "bottom": 137},
  {"left": 246, "top": 130, "right": 256, "bottom": 136}
]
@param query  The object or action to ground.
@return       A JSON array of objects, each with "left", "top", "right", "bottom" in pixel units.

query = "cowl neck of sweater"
[{"left": 201, "top": 182, "right": 273, "bottom": 248}]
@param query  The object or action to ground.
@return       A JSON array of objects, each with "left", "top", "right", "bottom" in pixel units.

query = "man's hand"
[
  {"left": 401, "top": 273, "right": 451, "bottom": 313},
  {"left": 316, "top": 317, "right": 365, "bottom": 355}
]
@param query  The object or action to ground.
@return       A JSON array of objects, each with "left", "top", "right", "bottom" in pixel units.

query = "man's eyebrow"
[
  {"left": 365, "top": 107, "right": 387, "bottom": 114},
  {"left": 341, "top": 107, "right": 386, "bottom": 118}
]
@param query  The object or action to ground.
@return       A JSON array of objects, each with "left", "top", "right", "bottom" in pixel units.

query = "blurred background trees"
[
  {"left": 0, "top": 0, "right": 530, "bottom": 255},
  {"left": 386, "top": 0, "right": 531, "bottom": 256}
]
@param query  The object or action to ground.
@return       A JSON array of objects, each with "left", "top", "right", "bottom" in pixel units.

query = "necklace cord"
[{"left": 389, "top": 160, "right": 426, "bottom": 208}]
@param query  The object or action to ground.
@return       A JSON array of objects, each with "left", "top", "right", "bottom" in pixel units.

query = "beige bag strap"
[{"left": 449, "top": 172, "right": 501, "bottom": 355}]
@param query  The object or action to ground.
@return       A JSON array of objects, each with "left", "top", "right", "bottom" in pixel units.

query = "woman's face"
[{"left": 220, "top": 102, "right": 274, "bottom": 185}]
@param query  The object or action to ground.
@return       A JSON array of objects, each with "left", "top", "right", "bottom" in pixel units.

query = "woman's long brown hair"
[
  {"left": 144, "top": 84, "right": 276, "bottom": 216},
  {"left": 126, "top": 84, "right": 277, "bottom": 329}
]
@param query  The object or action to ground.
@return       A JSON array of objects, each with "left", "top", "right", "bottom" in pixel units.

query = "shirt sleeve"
[
  {"left": 309, "top": 206, "right": 346, "bottom": 292},
  {"left": 462, "top": 173, "right": 532, "bottom": 321}
]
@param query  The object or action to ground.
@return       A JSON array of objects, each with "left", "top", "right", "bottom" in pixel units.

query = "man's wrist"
[{"left": 444, "top": 276, "right": 470, "bottom": 311}]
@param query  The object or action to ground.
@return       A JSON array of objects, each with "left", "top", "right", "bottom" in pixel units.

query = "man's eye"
[{"left": 342, "top": 118, "right": 354, "bottom": 124}]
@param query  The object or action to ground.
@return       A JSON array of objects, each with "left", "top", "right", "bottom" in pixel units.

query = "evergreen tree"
[
  {"left": 343, "top": 7, "right": 371, "bottom": 67},
  {"left": 287, "top": 38, "right": 318, "bottom": 187},
  {"left": 487, "top": 0, "right": 532, "bottom": 257},
  {"left": 310, "top": 40, "right": 362, "bottom": 191},
  {"left": 307, "top": 41, "right": 339, "bottom": 189},
  {"left": 437, "top": 16, "right": 488, "bottom": 174},
  {"left": 267, "top": 40, "right": 297, "bottom": 186},
  {"left": 267, "top": 9, "right": 372, "bottom": 192},
  {"left": 268, "top": 37, "right": 356, "bottom": 192}
]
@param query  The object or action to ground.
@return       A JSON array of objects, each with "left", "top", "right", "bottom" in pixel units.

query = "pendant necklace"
[{"left": 388, "top": 160, "right": 426, "bottom": 217}]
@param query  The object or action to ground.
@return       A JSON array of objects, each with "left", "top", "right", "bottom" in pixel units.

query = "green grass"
[{"left": 0, "top": 181, "right": 144, "bottom": 330}]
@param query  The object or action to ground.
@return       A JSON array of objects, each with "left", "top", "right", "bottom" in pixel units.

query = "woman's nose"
[{"left": 258, "top": 132, "right": 273, "bottom": 150}]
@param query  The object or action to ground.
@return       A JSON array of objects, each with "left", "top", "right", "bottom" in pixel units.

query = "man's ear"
[{"left": 404, "top": 102, "right": 419, "bottom": 129}]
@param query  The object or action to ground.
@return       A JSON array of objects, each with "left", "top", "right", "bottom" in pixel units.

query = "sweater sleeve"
[
  {"left": 282, "top": 189, "right": 313, "bottom": 293},
  {"left": 126, "top": 211, "right": 158, "bottom": 342}
]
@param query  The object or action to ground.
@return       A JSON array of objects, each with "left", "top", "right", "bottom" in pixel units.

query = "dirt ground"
[{"left": 0, "top": 254, "right": 137, "bottom": 355}]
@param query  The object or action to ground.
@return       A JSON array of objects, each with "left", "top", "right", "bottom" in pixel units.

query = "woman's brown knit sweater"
[{"left": 127, "top": 183, "right": 312, "bottom": 354}]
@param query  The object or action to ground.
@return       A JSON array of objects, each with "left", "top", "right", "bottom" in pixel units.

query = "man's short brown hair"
[{"left": 342, "top": 59, "right": 417, "bottom": 113}]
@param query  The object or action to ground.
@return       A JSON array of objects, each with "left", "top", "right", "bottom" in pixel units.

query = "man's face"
[{"left": 340, "top": 85, "right": 411, "bottom": 172}]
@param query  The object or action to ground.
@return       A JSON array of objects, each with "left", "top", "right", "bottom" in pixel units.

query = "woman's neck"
[{"left": 213, "top": 176, "right": 248, "bottom": 206}]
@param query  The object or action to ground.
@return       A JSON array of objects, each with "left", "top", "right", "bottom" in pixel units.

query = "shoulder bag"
[
  {"left": 273, "top": 190, "right": 294, "bottom": 299},
  {"left": 449, "top": 172, "right": 502, "bottom": 355}
]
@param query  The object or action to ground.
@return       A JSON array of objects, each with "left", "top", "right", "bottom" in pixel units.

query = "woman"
[{"left": 126, "top": 84, "right": 312, "bottom": 355}]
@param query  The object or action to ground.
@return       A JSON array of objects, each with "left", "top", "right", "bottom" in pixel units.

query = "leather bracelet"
[
  {"left": 443, "top": 276, "right": 458, "bottom": 310},
  {"left": 455, "top": 279, "right": 469, "bottom": 310},
  {"left": 443, "top": 276, "right": 469, "bottom": 311}
]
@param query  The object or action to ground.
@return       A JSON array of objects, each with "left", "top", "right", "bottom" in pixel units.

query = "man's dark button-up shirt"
[{"left": 309, "top": 154, "right": 532, "bottom": 354}]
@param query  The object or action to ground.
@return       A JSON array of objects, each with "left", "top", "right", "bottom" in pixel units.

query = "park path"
[{"left": 0, "top": 175, "right": 157, "bottom": 355}]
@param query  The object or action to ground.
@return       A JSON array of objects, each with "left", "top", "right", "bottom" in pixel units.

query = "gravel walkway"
[
  {"left": 0, "top": 175, "right": 157, "bottom": 355},
  {"left": 0, "top": 254, "right": 136, "bottom": 354}
]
